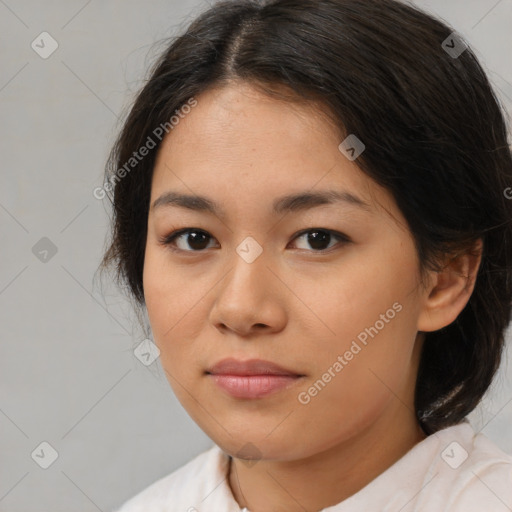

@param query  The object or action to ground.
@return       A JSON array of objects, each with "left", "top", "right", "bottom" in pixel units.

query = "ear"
[{"left": 417, "top": 238, "right": 483, "bottom": 333}]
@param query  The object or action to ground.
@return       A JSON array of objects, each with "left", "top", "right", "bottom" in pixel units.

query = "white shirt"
[{"left": 114, "top": 421, "right": 512, "bottom": 511}]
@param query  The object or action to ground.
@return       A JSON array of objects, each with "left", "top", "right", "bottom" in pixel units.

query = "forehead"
[{"left": 150, "top": 82, "right": 397, "bottom": 223}]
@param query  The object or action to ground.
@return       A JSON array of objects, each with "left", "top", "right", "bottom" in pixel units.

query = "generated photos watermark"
[
  {"left": 297, "top": 301, "right": 403, "bottom": 404},
  {"left": 93, "top": 97, "right": 198, "bottom": 200}
]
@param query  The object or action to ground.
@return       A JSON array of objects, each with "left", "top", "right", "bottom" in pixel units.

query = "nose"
[{"left": 208, "top": 243, "right": 287, "bottom": 337}]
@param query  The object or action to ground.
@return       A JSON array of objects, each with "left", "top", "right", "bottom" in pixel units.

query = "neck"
[{"left": 228, "top": 404, "right": 427, "bottom": 512}]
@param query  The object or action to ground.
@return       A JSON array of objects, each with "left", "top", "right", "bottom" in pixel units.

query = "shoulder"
[
  {"left": 419, "top": 422, "right": 512, "bottom": 511},
  {"left": 113, "top": 444, "right": 228, "bottom": 512}
]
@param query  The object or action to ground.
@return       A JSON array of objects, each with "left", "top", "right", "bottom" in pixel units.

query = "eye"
[
  {"left": 160, "top": 228, "right": 217, "bottom": 252},
  {"left": 160, "top": 227, "right": 350, "bottom": 253},
  {"left": 289, "top": 228, "right": 350, "bottom": 252}
]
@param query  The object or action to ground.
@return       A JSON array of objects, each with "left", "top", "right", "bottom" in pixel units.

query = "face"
[{"left": 143, "top": 81, "right": 427, "bottom": 461}]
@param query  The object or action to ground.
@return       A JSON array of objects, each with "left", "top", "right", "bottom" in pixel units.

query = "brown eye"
[
  {"left": 161, "top": 227, "right": 350, "bottom": 254},
  {"left": 290, "top": 229, "right": 350, "bottom": 252},
  {"left": 162, "top": 229, "right": 217, "bottom": 252}
]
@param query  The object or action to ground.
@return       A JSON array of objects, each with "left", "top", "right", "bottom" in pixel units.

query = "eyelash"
[{"left": 159, "top": 227, "right": 351, "bottom": 254}]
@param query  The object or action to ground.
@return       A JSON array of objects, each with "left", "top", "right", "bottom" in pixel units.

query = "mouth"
[{"left": 205, "top": 358, "right": 305, "bottom": 399}]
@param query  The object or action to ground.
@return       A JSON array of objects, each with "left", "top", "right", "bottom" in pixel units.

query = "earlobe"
[{"left": 417, "top": 238, "right": 483, "bottom": 333}]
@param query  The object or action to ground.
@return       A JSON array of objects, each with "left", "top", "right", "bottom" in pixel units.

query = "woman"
[{"left": 103, "top": 0, "right": 512, "bottom": 510}]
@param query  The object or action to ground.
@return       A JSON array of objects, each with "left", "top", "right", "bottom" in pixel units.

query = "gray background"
[{"left": 1, "top": 1, "right": 511, "bottom": 511}]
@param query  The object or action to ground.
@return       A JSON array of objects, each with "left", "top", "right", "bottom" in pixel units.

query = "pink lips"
[{"left": 205, "top": 358, "right": 304, "bottom": 399}]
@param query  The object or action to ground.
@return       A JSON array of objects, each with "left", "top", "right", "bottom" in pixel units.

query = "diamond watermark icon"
[
  {"left": 236, "top": 236, "right": 263, "bottom": 264},
  {"left": 134, "top": 338, "right": 160, "bottom": 366},
  {"left": 236, "top": 442, "right": 263, "bottom": 468},
  {"left": 31, "top": 32, "right": 59, "bottom": 59},
  {"left": 441, "top": 441, "right": 468, "bottom": 469},
  {"left": 441, "top": 32, "right": 468, "bottom": 59},
  {"left": 32, "top": 237, "right": 58, "bottom": 263},
  {"left": 338, "top": 134, "right": 365, "bottom": 161},
  {"left": 31, "top": 441, "right": 59, "bottom": 469}
]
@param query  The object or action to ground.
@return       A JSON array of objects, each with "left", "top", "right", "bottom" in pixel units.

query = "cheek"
[
  {"left": 295, "top": 314, "right": 418, "bottom": 445},
  {"left": 291, "top": 242, "right": 419, "bottom": 352},
  {"left": 291, "top": 243, "right": 421, "bottom": 421},
  {"left": 142, "top": 245, "right": 216, "bottom": 382},
  {"left": 143, "top": 249, "right": 171, "bottom": 335},
  {"left": 143, "top": 249, "right": 192, "bottom": 353},
  {"left": 143, "top": 258, "right": 204, "bottom": 410}
]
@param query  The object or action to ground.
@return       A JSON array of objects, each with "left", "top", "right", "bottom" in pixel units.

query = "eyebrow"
[{"left": 151, "top": 189, "right": 373, "bottom": 218}]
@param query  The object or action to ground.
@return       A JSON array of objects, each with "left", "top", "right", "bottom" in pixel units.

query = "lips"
[
  {"left": 205, "top": 358, "right": 303, "bottom": 377},
  {"left": 205, "top": 358, "right": 305, "bottom": 399}
]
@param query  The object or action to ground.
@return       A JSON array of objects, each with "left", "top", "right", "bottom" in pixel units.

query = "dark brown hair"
[{"left": 101, "top": 0, "right": 512, "bottom": 434}]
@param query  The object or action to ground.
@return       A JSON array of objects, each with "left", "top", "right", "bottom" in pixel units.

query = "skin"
[{"left": 143, "top": 80, "right": 482, "bottom": 512}]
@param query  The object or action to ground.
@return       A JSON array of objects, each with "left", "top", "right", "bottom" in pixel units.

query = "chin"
[{"left": 211, "top": 429, "right": 309, "bottom": 463}]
